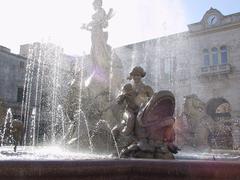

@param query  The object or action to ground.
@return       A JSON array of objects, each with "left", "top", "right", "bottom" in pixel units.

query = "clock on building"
[{"left": 207, "top": 15, "right": 218, "bottom": 25}]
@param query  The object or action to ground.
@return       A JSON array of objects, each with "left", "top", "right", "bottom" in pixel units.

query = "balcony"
[{"left": 200, "top": 64, "right": 231, "bottom": 76}]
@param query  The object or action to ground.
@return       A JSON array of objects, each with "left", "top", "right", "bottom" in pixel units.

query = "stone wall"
[{"left": 0, "top": 46, "right": 26, "bottom": 118}]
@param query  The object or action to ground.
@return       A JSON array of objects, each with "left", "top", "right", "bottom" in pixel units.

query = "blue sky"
[
  {"left": 182, "top": 0, "right": 240, "bottom": 24},
  {"left": 0, "top": 0, "right": 239, "bottom": 55}
]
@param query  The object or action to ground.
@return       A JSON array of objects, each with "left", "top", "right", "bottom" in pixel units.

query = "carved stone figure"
[
  {"left": 175, "top": 95, "right": 214, "bottom": 150},
  {"left": 116, "top": 83, "right": 139, "bottom": 135},
  {"left": 111, "top": 66, "right": 179, "bottom": 159},
  {"left": 127, "top": 66, "right": 154, "bottom": 107},
  {"left": 112, "top": 67, "right": 154, "bottom": 145},
  {"left": 64, "top": 0, "right": 123, "bottom": 150},
  {"left": 176, "top": 95, "right": 238, "bottom": 150},
  {"left": 81, "top": 0, "right": 114, "bottom": 77}
]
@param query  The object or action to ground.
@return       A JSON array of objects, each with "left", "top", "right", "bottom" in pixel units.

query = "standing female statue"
[{"left": 81, "top": 0, "right": 114, "bottom": 73}]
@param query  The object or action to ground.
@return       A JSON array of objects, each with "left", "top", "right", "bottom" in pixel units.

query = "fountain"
[{"left": 0, "top": 0, "right": 240, "bottom": 179}]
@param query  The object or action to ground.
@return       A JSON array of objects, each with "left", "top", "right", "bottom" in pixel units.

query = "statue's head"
[
  {"left": 128, "top": 66, "right": 146, "bottom": 82},
  {"left": 93, "top": 0, "right": 102, "bottom": 9}
]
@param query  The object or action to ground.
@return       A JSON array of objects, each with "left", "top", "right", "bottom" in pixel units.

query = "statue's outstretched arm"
[
  {"left": 107, "top": 8, "right": 114, "bottom": 20},
  {"left": 81, "top": 23, "right": 92, "bottom": 31}
]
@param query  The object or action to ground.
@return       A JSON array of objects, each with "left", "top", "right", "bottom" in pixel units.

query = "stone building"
[
  {"left": 115, "top": 8, "right": 240, "bottom": 118},
  {"left": 0, "top": 45, "right": 26, "bottom": 119},
  {"left": 0, "top": 42, "right": 76, "bottom": 121}
]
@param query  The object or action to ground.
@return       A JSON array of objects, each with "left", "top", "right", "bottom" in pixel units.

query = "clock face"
[{"left": 207, "top": 15, "right": 218, "bottom": 25}]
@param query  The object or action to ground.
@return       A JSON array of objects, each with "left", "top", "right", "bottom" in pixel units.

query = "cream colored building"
[{"left": 115, "top": 8, "right": 240, "bottom": 117}]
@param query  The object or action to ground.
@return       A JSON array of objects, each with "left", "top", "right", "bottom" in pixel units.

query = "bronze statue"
[
  {"left": 127, "top": 66, "right": 154, "bottom": 107},
  {"left": 112, "top": 66, "right": 179, "bottom": 159},
  {"left": 116, "top": 83, "right": 138, "bottom": 135},
  {"left": 114, "top": 67, "right": 154, "bottom": 138}
]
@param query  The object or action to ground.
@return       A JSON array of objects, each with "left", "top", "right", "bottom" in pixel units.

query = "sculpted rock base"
[{"left": 120, "top": 140, "right": 175, "bottom": 159}]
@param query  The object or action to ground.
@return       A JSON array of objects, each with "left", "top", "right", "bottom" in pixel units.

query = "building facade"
[
  {"left": 115, "top": 8, "right": 240, "bottom": 117},
  {"left": 0, "top": 42, "right": 76, "bottom": 121},
  {"left": 0, "top": 45, "right": 26, "bottom": 118}
]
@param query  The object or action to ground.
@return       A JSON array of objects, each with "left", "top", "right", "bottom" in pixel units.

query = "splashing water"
[
  {"left": 18, "top": 42, "right": 90, "bottom": 149},
  {"left": 1, "top": 109, "right": 13, "bottom": 146}
]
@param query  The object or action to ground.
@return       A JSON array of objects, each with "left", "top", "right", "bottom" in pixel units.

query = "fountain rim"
[{"left": 0, "top": 159, "right": 239, "bottom": 179}]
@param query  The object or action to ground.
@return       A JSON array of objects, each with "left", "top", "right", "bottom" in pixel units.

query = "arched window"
[
  {"left": 203, "top": 49, "right": 210, "bottom": 66},
  {"left": 220, "top": 46, "right": 228, "bottom": 64},
  {"left": 212, "top": 47, "right": 218, "bottom": 65}
]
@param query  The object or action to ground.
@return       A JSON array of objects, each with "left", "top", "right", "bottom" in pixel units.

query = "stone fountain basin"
[
  {"left": 0, "top": 146, "right": 240, "bottom": 179},
  {"left": 0, "top": 159, "right": 240, "bottom": 180}
]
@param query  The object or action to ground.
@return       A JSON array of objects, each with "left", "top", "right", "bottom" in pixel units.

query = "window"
[
  {"left": 17, "top": 87, "right": 23, "bottom": 102},
  {"left": 203, "top": 46, "right": 228, "bottom": 66},
  {"left": 203, "top": 49, "right": 210, "bottom": 66},
  {"left": 20, "top": 61, "right": 25, "bottom": 69},
  {"left": 212, "top": 47, "right": 218, "bottom": 65},
  {"left": 220, "top": 46, "right": 228, "bottom": 64}
]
